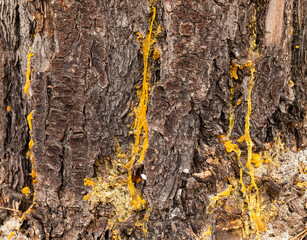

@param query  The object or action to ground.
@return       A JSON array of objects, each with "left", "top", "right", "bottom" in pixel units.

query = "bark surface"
[{"left": 0, "top": 0, "right": 306, "bottom": 239}]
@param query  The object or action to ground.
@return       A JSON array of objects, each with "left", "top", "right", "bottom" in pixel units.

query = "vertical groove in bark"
[
  {"left": 24, "top": 0, "right": 149, "bottom": 239},
  {"left": 0, "top": 0, "right": 31, "bottom": 221},
  {"left": 291, "top": 0, "right": 307, "bottom": 149},
  {"left": 0, "top": 0, "right": 306, "bottom": 239}
]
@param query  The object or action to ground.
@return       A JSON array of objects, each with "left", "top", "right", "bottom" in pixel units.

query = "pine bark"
[{"left": 0, "top": 0, "right": 306, "bottom": 239}]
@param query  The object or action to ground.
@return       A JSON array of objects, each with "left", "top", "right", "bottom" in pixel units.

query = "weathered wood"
[{"left": 0, "top": 0, "right": 306, "bottom": 239}]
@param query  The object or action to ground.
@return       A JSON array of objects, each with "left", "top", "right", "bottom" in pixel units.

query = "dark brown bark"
[
  {"left": 0, "top": 0, "right": 306, "bottom": 240},
  {"left": 0, "top": 0, "right": 32, "bottom": 221}
]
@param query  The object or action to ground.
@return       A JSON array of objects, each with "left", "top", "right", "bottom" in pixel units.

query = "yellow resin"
[
  {"left": 127, "top": 171, "right": 146, "bottom": 209},
  {"left": 153, "top": 47, "right": 160, "bottom": 60},
  {"left": 224, "top": 139, "right": 239, "bottom": 153},
  {"left": 251, "top": 153, "right": 262, "bottom": 168},
  {"left": 202, "top": 226, "right": 211, "bottom": 239},
  {"left": 24, "top": 202, "right": 35, "bottom": 216},
  {"left": 297, "top": 181, "right": 307, "bottom": 188},
  {"left": 26, "top": 150, "right": 31, "bottom": 159},
  {"left": 24, "top": 49, "right": 34, "bottom": 97},
  {"left": 230, "top": 60, "right": 253, "bottom": 81},
  {"left": 218, "top": 135, "right": 245, "bottom": 194},
  {"left": 84, "top": 178, "right": 96, "bottom": 187},
  {"left": 211, "top": 185, "right": 233, "bottom": 208},
  {"left": 26, "top": 110, "right": 36, "bottom": 185},
  {"left": 236, "top": 98, "right": 242, "bottom": 106},
  {"left": 8, "top": 232, "right": 16, "bottom": 240},
  {"left": 84, "top": 143, "right": 146, "bottom": 225},
  {"left": 135, "top": 207, "right": 152, "bottom": 234},
  {"left": 27, "top": 111, "right": 34, "bottom": 131},
  {"left": 240, "top": 11, "right": 264, "bottom": 239},
  {"left": 83, "top": 194, "right": 90, "bottom": 201},
  {"left": 240, "top": 168, "right": 247, "bottom": 194},
  {"left": 262, "top": 151, "right": 272, "bottom": 164},
  {"left": 22, "top": 187, "right": 30, "bottom": 194},
  {"left": 83, "top": 173, "right": 144, "bottom": 223},
  {"left": 84, "top": 1, "right": 160, "bottom": 235},
  {"left": 6, "top": 106, "right": 11, "bottom": 112},
  {"left": 30, "top": 154, "right": 37, "bottom": 185},
  {"left": 126, "top": 2, "right": 157, "bottom": 170},
  {"left": 230, "top": 65, "right": 239, "bottom": 80},
  {"left": 123, "top": 0, "right": 160, "bottom": 217},
  {"left": 218, "top": 135, "right": 240, "bottom": 154},
  {"left": 29, "top": 139, "right": 34, "bottom": 149},
  {"left": 216, "top": 9, "right": 266, "bottom": 239}
]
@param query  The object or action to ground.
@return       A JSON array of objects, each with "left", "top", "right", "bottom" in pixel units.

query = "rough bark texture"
[
  {"left": 0, "top": 0, "right": 32, "bottom": 221},
  {"left": 0, "top": 0, "right": 306, "bottom": 240}
]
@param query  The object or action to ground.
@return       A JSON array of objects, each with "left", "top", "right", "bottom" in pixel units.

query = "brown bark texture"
[{"left": 0, "top": 0, "right": 306, "bottom": 239}]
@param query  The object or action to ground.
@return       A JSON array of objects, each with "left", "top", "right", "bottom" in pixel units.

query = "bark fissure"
[{"left": 0, "top": 0, "right": 306, "bottom": 239}]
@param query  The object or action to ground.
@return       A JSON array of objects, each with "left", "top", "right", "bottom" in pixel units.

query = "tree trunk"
[{"left": 0, "top": 0, "right": 306, "bottom": 239}]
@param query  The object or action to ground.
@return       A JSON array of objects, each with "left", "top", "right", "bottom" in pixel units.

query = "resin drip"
[
  {"left": 126, "top": 0, "right": 157, "bottom": 169},
  {"left": 24, "top": 48, "right": 34, "bottom": 97},
  {"left": 216, "top": 9, "right": 265, "bottom": 239},
  {"left": 23, "top": 38, "right": 36, "bottom": 217},
  {"left": 83, "top": 1, "right": 160, "bottom": 235},
  {"left": 125, "top": 0, "right": 159, "bottom": 212}
]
